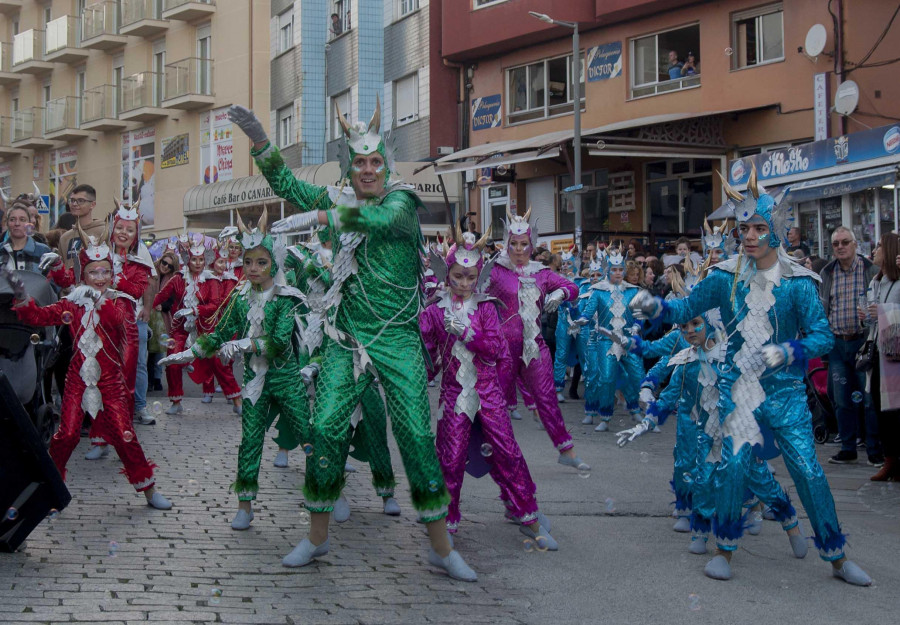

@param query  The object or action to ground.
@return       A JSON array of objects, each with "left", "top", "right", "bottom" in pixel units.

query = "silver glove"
[
  {"left": 217, "top": 338, "right": 260, "bottom": 363},
  {"left": 38, "top": 252, "right": 61, "bottom": 273},
  {"left": 615, "top": 419, "right": 651, "bottom": 447},
  {"left": 444, "top": 314, "right": 467, "bottom": 337},
  {"left": 271, "top": 210, "right": 321, "bottom": 234},
  {"left": 574, "top": 315, "right": 592, "bottom": 326},
  {"left": 159, "top": 348, "right": 196, "bottom": 367},
  {"left": 173, "top": 308, "right": 195, "bottom": 320},
  {"left": 543, "top": 289, "right": 566, "bottom": 313},
  {"left": 227, "top": 104, "right": 269, "bottom": 145},
  {"left": 597, "top": 327, "right": 634, "bottom": 351},
  {"left": 630, "top": 289, "right": 663, "bottom": 320},
  {"left": 761, "top": 344, "right": 787, "bottom": 368},
  {"left": 300, "top": 362, "right": 322, "bottom": 384}
]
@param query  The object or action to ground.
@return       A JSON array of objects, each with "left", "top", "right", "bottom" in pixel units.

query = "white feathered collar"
[
  {"left": 712, "top": 248, "right": 821, "bottom": 287},
  {"left": 495, "top": 255, "right": 545, "bottom": 276}
]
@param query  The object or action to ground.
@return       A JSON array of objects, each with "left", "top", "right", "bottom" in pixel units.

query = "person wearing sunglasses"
[{"left": 819, "top": 227, "right": 883, "bottom": 468}]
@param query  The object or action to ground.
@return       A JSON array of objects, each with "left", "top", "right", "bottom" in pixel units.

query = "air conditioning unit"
[{"left": 437, "top": 146, "right": 455, "bottom": 155}]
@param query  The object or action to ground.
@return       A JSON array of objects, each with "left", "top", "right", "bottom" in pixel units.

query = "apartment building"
[
  {"left": 0, "top": 0, "right": 270, "bottom": 236},
  {"left": 438, "top": 0, "right": 900, "bottom": 258},
  {"left": 266, "top": 0, "right": 462, "bottom": 235}
]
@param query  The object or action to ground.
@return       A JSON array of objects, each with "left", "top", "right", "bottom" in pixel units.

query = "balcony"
[
  {"left": 120, "top": 71, "right": 169, "bottom": 121},
  {"left": 44, "top": 97, "right": 91, "bottom": 141},
  {"left": 0, "top": 43, "right": 22, "bottom": 86},
  {"left": 162, "top": 57, "right": 214, "bottom": 110},
  {"left": 81, "top": 1, "right": 128, "bottom": 51},
  {"left": 121, "top": 0, "right": 170, "bottom": 37},
  {"left": 11, "top": 108, "right": 54, "bottom": 149},
  {"left": 0, "top": 1, "right": 23, "bottom": 15},
  {"left": 12, "top": 30, "right": 54, "bottom": 74},
  {"left": 44, "top": 16, "right": 90, "bottom": 64},
  {"left": 81, "top": 84, "right": 128, "bottom": 131},
  {"left": 0, "top": 117, "right": 24, "bottom": 157},
  {"left": 162, "top": 0, "right": 215, "bottom": 22}
]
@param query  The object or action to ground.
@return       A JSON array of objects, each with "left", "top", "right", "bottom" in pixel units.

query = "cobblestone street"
[{"left": 2, "top": 383, "right": 898, "bottom": 624}]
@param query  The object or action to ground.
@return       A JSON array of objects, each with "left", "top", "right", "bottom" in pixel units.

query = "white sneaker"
[
  {"left": 85, "top": 445, "right": 109, "bottom": 460},
  {"left": 581, "top": 415, "right": 593, "bottom": 425},
  {"left": 165, "top": 403, "right": 183, "bottom": 415},
  {"left": 594, "top": 421, "right": 609, "bottom": 432},
  {"left": 509, "top": 409, "right": 523, "bottom": 420},
  {"left": 201, "top": 394, "right": 213, "bottom": 404},
  {"left": 135, "top": 408, "right": 156, "bottom": 425},
  {"left": 273, "top": 450, "right": 289, "bottom": 468},
  {"left": 556, "top": 392, "right": 566, "bottom": 403},
  {"left": 333, "top": 496, "right": 351, "bottom": 523}
]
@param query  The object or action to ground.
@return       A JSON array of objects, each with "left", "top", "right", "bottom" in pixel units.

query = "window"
[
  {"left": 330, "top": 0, "right": 350, "bottom": 39},
  {"left": 113, "top": 63, "right": 123, "bottom": 116},
  {"left": 630, "top": 24, "right": 700, "bottom": 98},
  {"left": 277, "top": 9, "right": 293, "bottom": 54},
  {"left": 474, "top": 0, "right": 508, "bottom": 7},
  {"left": 42, "top": 83, "right": 51, "bottom": 106},
  {"left": 277, "top": 106, "right": 293, "bottom": 148},
  {"left": 197, "top": 25, "right": 212, "bottom": 95},
  {"left": 43, "top": 5, "right": 52, "bottom": 27},
  {"left": 399, "top": 0, "right": 419, "bottom": 17},
  {"left": 331, "top": 90, "right": 351, "bottom": 140},
  {"left": 506, "top": 53, "right": 584, "bottom": 124},
  {"left": 394, "top": 73, "right": 418, "bottom": 125},
  {"left": 732, "top": 4, "right": 784, "bottom": 69},
  {"left": 558, "top": 171, "right": 609, "bottom": 232},
  {"left": 153, "top": 41, "right": 166, "bottom": 104}
]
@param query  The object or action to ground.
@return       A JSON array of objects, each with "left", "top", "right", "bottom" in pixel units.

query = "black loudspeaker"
[{"left": 0, "top": 371, "right": 71, "bottom": 553}]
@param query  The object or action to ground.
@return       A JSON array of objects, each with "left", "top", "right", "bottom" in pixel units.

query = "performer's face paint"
[
  {"left": 679, "top": 317, "right": 707, "bottom": 347},
  {"left": 212, "top": 258, "right": 228, "bottom": 276},
  {"left": 83, "top": 260, "right": 112, "bottom": 292},
  {"left": 189, "top": 255, "right": 206, "bottom": 275},
  {"left": 448, "top": 264, "right": 478, "bottom": 298},
  {"left": 350, "top": 153, "right": 387, "bottom": 199},
  {"left": 243, "top": 248, "right": 275, "bottom": 289},
  {"left": 708, "top": 248, "right": 724, "bottom": 265},
  {"left": 739, "top": 220, "right": 777, "bottom": 264},
  {"left": 113, "top": 219, "right": 137, "bottom": 252},
  {"left": 590, "top": 271, "right": 601, "bottom": 283},
  {"left": 228, "top": 240, "right": 243, "bottom": 260},
  {"left": 507, "top": 234, "right": 531, "bottom": 267},
  {"left": 608, "top": 267, "right": 624, "bottom": 285}
]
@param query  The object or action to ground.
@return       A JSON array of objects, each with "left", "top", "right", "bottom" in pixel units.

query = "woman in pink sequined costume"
[
  {"left": 486, "top": 208, "right": 588, "bottom": 470},
  {"left": 420, "top": 228, "right": 557, "bottom": 547}
]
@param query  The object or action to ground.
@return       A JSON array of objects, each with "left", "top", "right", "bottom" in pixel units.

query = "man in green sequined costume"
[
  {"left": 228, "top": 102, "right": 476, "bottom": 580},
  {"left": 160, "top": 212, "right": 310, "bottom": 531}
]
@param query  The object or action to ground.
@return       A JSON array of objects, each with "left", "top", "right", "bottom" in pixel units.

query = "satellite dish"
[
  {"left": 805, "top": 24, "right": 827, "bottom": 57},
  {"left": 834, "top": 80, "right": 860, "bottom": 116}
]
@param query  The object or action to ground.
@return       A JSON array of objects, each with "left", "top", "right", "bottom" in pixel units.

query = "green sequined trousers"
[
  {"left": 194, "top": 289, "right": 310, "bottom": 502},
  {"left": 348, "top": 383, "right": 397, "bottom": 497},
  {"left": 254, "top": 143, "right": 449, "bottom": 520}
]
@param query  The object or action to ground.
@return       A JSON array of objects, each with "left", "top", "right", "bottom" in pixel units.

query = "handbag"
[{"left": 855, "top": 339, "right": 876, "bottom": 372}]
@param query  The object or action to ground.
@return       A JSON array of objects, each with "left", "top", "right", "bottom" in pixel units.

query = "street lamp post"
[{"left": 529, "top": 11, "right": 582, "bottom": 253}]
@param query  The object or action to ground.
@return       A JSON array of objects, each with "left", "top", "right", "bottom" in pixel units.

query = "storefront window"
[
  {"left": 557, "top": 171, "right": 605, "bottom": 232},
  {"left": 821, "top": 196, "right": 843, "bottom": 259},
  {"left": 851, "top": 189, "right": 876, "bottom": 257},
  {"left": 798, "top": 201, "right": 820, "bottom": 257},
  {"left": 879, "top": 187, "right": 896, "bottom": 245}
]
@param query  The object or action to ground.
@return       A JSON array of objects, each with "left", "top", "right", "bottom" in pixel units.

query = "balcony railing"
[
  {"left": 121, "top": 0, "right": 170, "bottom": 36},
  {"left": 44, "top": 97, "right": 81, "bottom": 132},
  {"left": 0, "top": 116, "right": 20, "bottom": 154},
  {"left": 82, "top": 1, "right": 128, "bottom": 49},
  {"left": 162, "top": 0, "right": 216, "bottom": 21},
  {"left": 45, "top": 16, "right": 80, "bottom": 53},
  {"left": 12, "top": 29, "right": 45, "bottom": 65},
  {"left": 82, "top": 84, "right": 118, "bottom": 122},
  {"left": 164, "top": 0, "right": 215, "bottom": 9},
  {"left": 166, "top": 57, "right": 213, "bottom": 97},
  {"left": 122, "top": 71, "right": 162, "bottom": 111},
  {"left": 12, "top": 108, "right": 46, "bottom": 142},
  {"left": 631, "top": 74, "right": 701, "bottom": 99}
]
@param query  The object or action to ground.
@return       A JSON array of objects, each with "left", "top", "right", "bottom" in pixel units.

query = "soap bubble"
[
  {"left": 166, "top": 338, "right": 176, "bottom": 350},
  {"left": 203, "top": 460, "right": 211, "bottom": 473},
  {"left": 480, "top": 443, "right": 493, "bottom": 457},
  {"left": 302, "top": 443, "right": 314, "bottom": 456},
  {"left": 640, "top": 452, "right": 649, "bottom": 463},
  {"left": 851, "top": 391, "right": 863, "bottom": 404},
  {"left": 683, "top": 472, "right": 694, "bottom": 484},
  {"left": 122, "top": 431, "right": 134, "bottom": 443},
  {"left": 427, "top": 480, "right": 440, "bottom": 493},
  {"left": 30, "top": 334, "right": 40, "bottom": 345},
  {"left": 298, "top": 510, "right": 310, "bottom": 526},
  {"left": 604, "top": 498, "right": 616, "bottom": 513},
  {"left": 186, "top": 479, "right": 200, "bottom": 496},
  {"left": 152, "top": 401, "right": 163, "bottom": 415},
  {"left": 522, "top": 538, "right": 535, "bottom": 553},
  {"left": 5, "top": 507, "right": 19, "bottom": 521},
  {"left": 688, "top": 593, "right": 701, "bottom": 611},
  {"left": 61, "top": 311, "right": 74, "bottom": 324},
  {"left": 210, "top": 588, "right": 222, "bottom": 605},
  {"left": 318, "top": 457, "right": 329, "bottom": 469},
  {"left": 47, "top": 509, "right": 59, "bottom": 521},
  {"left": 108, "top": 541, "right": 119, "bottom": 557},
  {"left": 534, "top": 535, "right": 550, "bottom": 552}
]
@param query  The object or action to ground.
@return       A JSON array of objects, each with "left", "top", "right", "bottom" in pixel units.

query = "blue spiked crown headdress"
[{"left": 717, "top": 164, "right": 791, "bottom": 249}]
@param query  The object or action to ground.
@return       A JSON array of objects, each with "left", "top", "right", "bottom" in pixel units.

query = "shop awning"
[
  {"left": 431, "top": 109, "right": 750, "bottom": 175},
  {"left": 780, "top": 165, "right": 898, "bottom": 204}
]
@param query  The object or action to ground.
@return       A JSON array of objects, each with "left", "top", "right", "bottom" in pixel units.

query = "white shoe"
[
  {"left": 427, "top": 549, "right": 477, "bottom": 582},
  {"left": 165, "top": 403, "right": 183, "bottom": 415},
  {"left": 201, "top": 394, "right": 213, "bottom": 404},
  {"left": 556, "top": 392, "right": 566, "bottom": 403},
  {"left": 215, "top": 386, "right": 222, "bottom": 393},
  {"left": 146, "top": 492, "right": 173, "bottom": 510},
  {"left": 594, "top": 421, "right": 609, "bottom": 432},
  {"left": 427, "top": 380, "right": 436, "bottom": 387},
  {"left": 581, "top": 415, "right": 593, "bottom": 425},
  {"left": 332, "top": 496, "right": 351, "bottom": 523},
  {"left": 135, "top": 408, "right": 156, "bottom": 425},
  {"left": 85, "top": 445, "right": 109, "bottom": 460},
  {"left": 282, "top": 538, "right": 329, "bottom": 567},
  {"left": 233, "top": 404, "right": 242, "bottom": 416},
  {"left": 231, "top": 508, "right": 254, "bottom": 530},
  {"left": 344, "top": 462, "right": 357, "bottom": 473},
  {"left": 273, "top": 450, "right": 289, "bottom": 468},
  {"left": 383, "top": 497, "right": 401, "bottom": 516},
  {"left": 510, "top": 409, "right": 523, "bottom": 421}
]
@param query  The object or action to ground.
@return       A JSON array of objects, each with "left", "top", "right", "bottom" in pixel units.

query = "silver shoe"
[
  {"left": 427, "top": 549, "right": 477, "bottom": 581},
  {"left": 165, "top": 403, "right": 183, "bottom": 415},
  {"left": 282, "top": 538, "right": 329, "bottom": 567},
  {"left": 332, "top": 496, "right": 351, "bottom": 523}
]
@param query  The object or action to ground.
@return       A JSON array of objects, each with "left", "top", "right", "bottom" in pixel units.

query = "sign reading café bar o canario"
[{"left": 211, "top": 185, "right": 277, "bottom": 207}]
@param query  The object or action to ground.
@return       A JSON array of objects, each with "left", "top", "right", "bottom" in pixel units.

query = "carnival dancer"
[
  {"left": 152, "top": 239, "right": 209, "bottom": 415},
  {"left": 615, "top": 315, "right": 807, "bottom": 558},
  {"left": 5, "top": 226, "right": 171, "bottom": 510},
  {"left": 84, "top": 201, "right": 156, "bottom": 460},
  {"left": 574, "top": 249, "right": 644, "bottom": 432},
  {"left": 486, "top": 207, "right": 588, "bottom": 471},
  {"left": 226, "top": 232, "right": 244, "bottom": 281},
  {"left": 192, "top": 246, "right": 243, "bottom": 412},
  {"left": 284, "top": 231, "right": 401, "bottom": 519},
  {"left": 229, "top": 100, "right": 476, "bottom": 580},
  {"left": 630, "top": 168, "right": 872, "bottom": 585},
  {"left": 552, "top": 250, "right": 589, "bottom": 404},
  {"left": 420, "top": 227, "right": 557, "bottom": 546},
  {"left": 160, "top": 211, "right": 310, "bottom": 530}
]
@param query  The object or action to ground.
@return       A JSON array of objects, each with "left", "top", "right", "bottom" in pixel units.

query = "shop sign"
[
  {"left": 211, "top": 185, "right": 276, "bottom": 207},
  {"left": 587, "top": 42, "right": 622, "bottom": 82},
  {"left": 729, "top": 123, "right": 900, "bottom": 185},
  {"left": 472, "top": 95, "right": 502, "bottom": 131}
]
